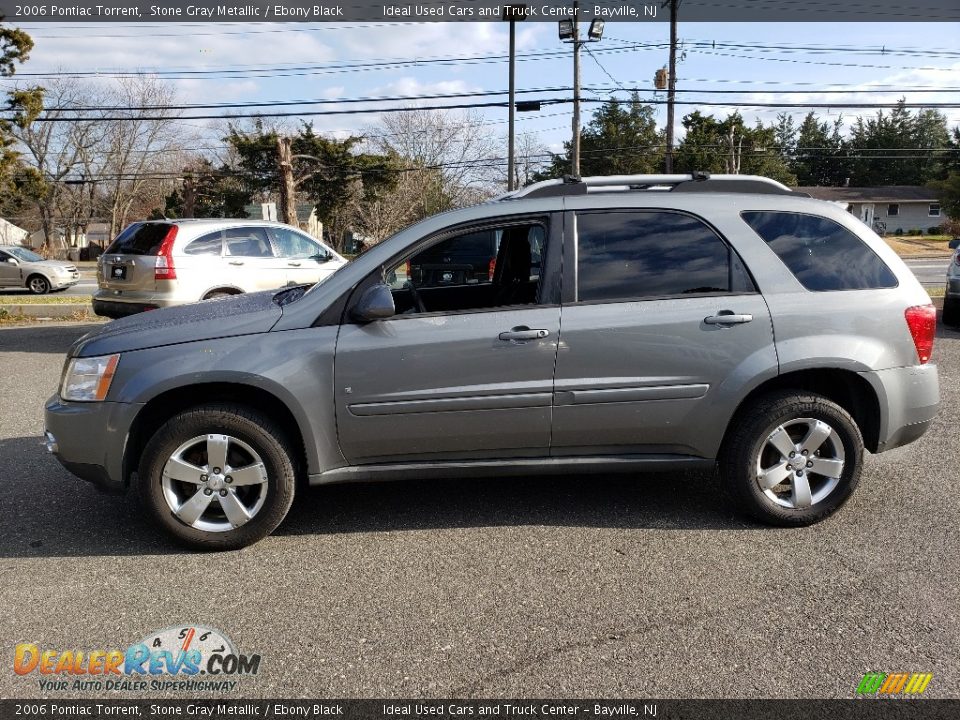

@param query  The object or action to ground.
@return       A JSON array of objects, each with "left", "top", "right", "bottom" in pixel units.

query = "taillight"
[
  {"left": 904, "top": 304, "right": 936, "bottom": 364},
  {"left": 154, "top": 226, "right": 179, "bottom": 280},
  {"left": 954, "top": 252, "right": 960, "bottom": 266},
  {"left": 488, "top": 257, "right": 497, "bottom": 281}
]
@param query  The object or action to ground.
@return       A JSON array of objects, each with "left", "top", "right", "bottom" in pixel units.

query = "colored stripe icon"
[{"left": 857, "top": 672, "right": 933, "bottom": 696}]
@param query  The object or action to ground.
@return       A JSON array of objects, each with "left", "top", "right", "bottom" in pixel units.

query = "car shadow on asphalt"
[
  {"left": 0, "top": 434, "right": 753, "bottom": 558},
  {"left": 0, "top": 323, "right": 102, "bottom": 354}
]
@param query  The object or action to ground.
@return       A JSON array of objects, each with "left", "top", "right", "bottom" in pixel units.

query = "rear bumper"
[
  {"left": 946, "top": 277, "right": 960, "bottom": 298},
  {"left": 44, "top": 395, "right": 142, "bottom": 492},
  {"left": 862, "top": 364, "right": 940, "bottom": 453}
]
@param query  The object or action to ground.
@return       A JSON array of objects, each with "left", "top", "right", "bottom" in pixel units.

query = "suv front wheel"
[
  {"left": 721, "top": 391, "right": 864, "bottom": 526},
  {"left": 137, "top": 404, "right": 297, "bottom": 550}
]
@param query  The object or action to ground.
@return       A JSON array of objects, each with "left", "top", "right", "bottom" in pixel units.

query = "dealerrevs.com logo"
[{"left": 13, "top": 625, "right": 261, "bottom": 693}]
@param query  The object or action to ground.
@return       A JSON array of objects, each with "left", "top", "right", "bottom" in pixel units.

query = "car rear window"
[
  {"left": 105, "top": 223, "right": 173, "bottom": 256},
  {"left": 741, "top": 211, "right": 897, "bottom": 291}
]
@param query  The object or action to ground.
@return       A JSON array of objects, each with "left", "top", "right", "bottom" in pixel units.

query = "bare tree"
[
  {"left": 100, "top": 75, "right": 191, "bottom": 236},
  {"left": 369, "top": 108, "right": 499, "bottom": 219},
  {"left": 353, "top": 165, "right": 430, "bottom": 245},
  {"left": 505, "top": 132, "right": 549, "bottom": 189},
  {"left": 9, "top": 77, "right": 109, "bottom": 250}
]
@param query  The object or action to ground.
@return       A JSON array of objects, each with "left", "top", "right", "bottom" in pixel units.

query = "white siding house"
[
  {"left": 0, "top": 218, "right": 29, "bottom": 245},
  {"left": 796, "top": 186, "right": 943, "bottom": 234}
]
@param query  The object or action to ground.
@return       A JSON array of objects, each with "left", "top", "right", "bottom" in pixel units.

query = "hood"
[
  {"left": 72, "top": 290, "right": 283, "bottom": 357},
  {"left": 32, "top": 259, "right": 75, "bottom": 270}
]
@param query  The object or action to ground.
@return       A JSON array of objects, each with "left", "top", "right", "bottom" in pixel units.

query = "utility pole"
[
  {"left": 664, "top": 0, "right": 678, "bottom": 173},
  {"left": 276, "top": 136, "right": 298, "bottom": 227},
  {"left": 559, "top": 3, "right": 602, "bottom": 178},
  {"left": 571, "top": 0, "right": 581, "bottom": 177},
  {"left": 504, "top": 5, "right": 527, "bottom": 191}
]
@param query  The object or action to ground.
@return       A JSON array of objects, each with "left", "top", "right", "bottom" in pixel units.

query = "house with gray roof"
[{"left": 796, "top": 186, "right": 943, "bottom": 235}]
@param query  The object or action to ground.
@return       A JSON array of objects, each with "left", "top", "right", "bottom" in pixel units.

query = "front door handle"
[
  {"left": 704, "top": 311, "right": 753, "bottom": 326},
  {"left": 288, "top": 261, "right": 301, "bottom": 267},
  {"left": 498, "top": 326, "right": 550, "bottom": 342},
  {"left": 228, "top": 260, "right": 245, "bottom": 266}
]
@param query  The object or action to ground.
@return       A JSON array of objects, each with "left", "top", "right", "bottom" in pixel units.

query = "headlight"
[{"left": 60, "top": 354, "right": 120, "bottom": 402}]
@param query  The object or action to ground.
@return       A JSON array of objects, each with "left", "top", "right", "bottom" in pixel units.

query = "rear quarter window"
[
  {"left": 741, "top": 211, "right": 897, "bottom": 291},
  {"left": 105, "top": 223, "right": 173, "bottom": 256}
]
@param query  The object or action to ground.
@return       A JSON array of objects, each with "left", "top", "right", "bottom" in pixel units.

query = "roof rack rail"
[{"left": 506, "top": 172, "right": 806, "bottom": 200}]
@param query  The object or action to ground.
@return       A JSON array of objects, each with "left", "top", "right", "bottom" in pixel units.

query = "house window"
[
  {"left": 929, "top": 203, "right": 941, "bottom": 218},
  {"left": 887, "top": 204, "right": 900, "bottom": 217}
]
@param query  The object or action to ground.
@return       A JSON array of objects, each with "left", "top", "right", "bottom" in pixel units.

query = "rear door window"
[
  {"left": 575, "top": 211, "right": 754, "bottom": 302},
  {"left": 105, "top": 223, "right": 171, "bottom": 256},
  {"left": 184, "top": 231, "right": 223, "bottom": 256},
  {"left": 741, "top": 211, "right": 897, "bottom": 291}
]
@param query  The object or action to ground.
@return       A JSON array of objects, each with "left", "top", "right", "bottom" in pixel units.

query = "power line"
[{"left": 8, "top": 95, "right": 960, "bottom": 123}]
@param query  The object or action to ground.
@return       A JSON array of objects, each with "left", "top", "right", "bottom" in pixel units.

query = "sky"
[{"left": 4, "top": 19, "right": 960, "bottom": 162}]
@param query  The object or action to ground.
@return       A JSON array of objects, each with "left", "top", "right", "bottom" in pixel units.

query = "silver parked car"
[
  {"left": 93, "top": 219, "right": 346, "bottom": 318},
  {"left": 46, "top": 174, "right": 940, "bottom": 549},
  {"left": 0, "top": 245, "right": 80, "bottom": 294}
]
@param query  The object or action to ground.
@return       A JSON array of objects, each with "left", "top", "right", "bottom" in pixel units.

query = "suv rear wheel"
[
  {"left": 137, "top": 403, "right": 296, "bottom": 550},
  {"left": 721, "top": 391, "right": 863, "bottom": 526}
]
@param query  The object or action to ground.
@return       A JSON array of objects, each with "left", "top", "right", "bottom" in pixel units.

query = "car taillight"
[
  {"left": 904, "top": 304, "right": 936, "bottom": 364},
  {"left": 488, "top": 257, "right": 496, "bottom": 281},
  {"left": 954, "top": 252, "right": 960, "bottom": 266},
  {"left": 154, "top": 226, "right": 179, "bottom": 280}
]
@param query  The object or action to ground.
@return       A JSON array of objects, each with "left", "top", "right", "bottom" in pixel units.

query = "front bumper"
[
  {"left": 50, "top": 275, "right": 80, "bottom": 290},
  {"left": 44, "top": 395, "right": 143, "bottom": 492},
  {"left": 862, "top": 363, "right": 939, "bottom": 453}
]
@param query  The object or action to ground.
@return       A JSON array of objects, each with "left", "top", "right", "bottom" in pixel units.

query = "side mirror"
[
  {"left": 351, "top": 283, "right": 395, "bottom": 322},
  {"left": 6, "top": 258, "right": 18, "bottom": 265},
  {"left": 949, "top": 238, "right": 960, "bottom": 250},
  {"left": 313, "top": 253, "right": 332, "bottom": 264}
]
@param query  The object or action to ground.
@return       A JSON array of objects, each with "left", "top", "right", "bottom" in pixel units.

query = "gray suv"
[{"left": 44, "top": 174, "right": 940, "bottom": 550}]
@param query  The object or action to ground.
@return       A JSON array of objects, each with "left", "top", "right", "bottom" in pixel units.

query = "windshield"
[{"left": 6, "top": 247, "right": 44, "bottom": 262}]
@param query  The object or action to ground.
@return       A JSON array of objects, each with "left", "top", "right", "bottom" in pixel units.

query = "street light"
[
  {"left": 588, "top": 19, "right": 605, "bottom": 41},
  {"left": 558, "top": 1, "right": 604, "bottom": 177},
  {"left": 503, "top": 4, "right": 528, "bottom": 191}
]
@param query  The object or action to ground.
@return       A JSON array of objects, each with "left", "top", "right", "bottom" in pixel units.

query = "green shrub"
[
  {"left": 928, "top": 226, "right": 943, "bottom": 235},
  {"left": 894, "top": 228, "right": 904, "bottom": 236}
]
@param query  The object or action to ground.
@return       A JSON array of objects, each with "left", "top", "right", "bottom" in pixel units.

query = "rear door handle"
[
  {"left": 498, "top": 326, "right": 550, "bottom": 342},
  {"left": 228, "top": 260, "right": 245, "bottom": 266},
  {"left": 704, "top": 311, "right": 753, "bottom": 326},
  {"left": 288, "top": 261, "right": 301, "bottom": 267}
]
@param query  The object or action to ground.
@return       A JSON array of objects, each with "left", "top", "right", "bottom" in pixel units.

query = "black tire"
[
  {"left": 137, "top": 403, "right": 297, "bottom": 550},
  {"left": 720, "top": 391, "right": 864, "bottom": 527},
  {"left": 943, "top": 296, "right": 960, "bottom": 327},
  {"left": 27, "top": 274, "right": 51, "bottom": 295}
]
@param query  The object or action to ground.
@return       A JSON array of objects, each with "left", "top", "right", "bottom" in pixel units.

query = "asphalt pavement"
[
  {"left": 904, "top": 256, "right": 951, "bottom": 286},
  {"left": 1, "top": 321, "right": 958, "bottom": 700}
]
